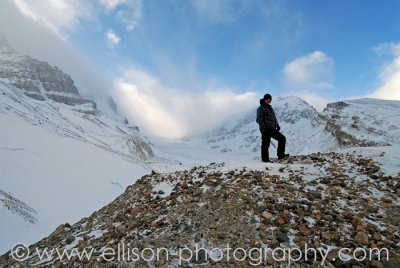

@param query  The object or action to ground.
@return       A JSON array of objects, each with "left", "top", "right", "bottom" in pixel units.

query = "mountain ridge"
[
  {"left": 201, "top": 96, "right": 400, "bottom": 157},
  {"left": 323, "top": 98, "right": 400, "bottom": 147},
  {"left": 0, "top": 44, "right": 96, "bottom": 112}
]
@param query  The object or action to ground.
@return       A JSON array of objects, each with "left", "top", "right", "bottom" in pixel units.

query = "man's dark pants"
[{"left": 261, "top": 129, "right": 286, "bottom": 162}]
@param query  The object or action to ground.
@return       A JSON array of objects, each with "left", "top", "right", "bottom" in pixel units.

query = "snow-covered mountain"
[
  {"left": 0, "top": 40, "right": 96, "bottom": 111},
  {"left": 202, "top": 96, "right": 400, "bottom": 157},
  {"left": 0, "top": 42, "right": 159, "bottom": 253},
  {"left": 204, "top": 96, "right": 338, "bottom": 156},
  {"left": 323, "top": 98, "right": 400, "bottom": 146}
]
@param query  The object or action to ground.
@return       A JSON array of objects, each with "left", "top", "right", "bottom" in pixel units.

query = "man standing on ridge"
[{"left": 256, "top": 94, "right": 289, "bottom": 163}]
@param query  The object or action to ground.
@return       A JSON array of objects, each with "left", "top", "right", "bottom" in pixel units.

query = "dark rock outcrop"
[{"left": 0, "top": 43, "right": 96, "bottom": 112}]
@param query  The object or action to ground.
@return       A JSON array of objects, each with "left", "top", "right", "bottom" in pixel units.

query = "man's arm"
[
  {"left": 256, "top": 107, "right": 266, "bottom": 131},
  {"left": 270, "top": 107, "right": 279, "bottom": 130}
]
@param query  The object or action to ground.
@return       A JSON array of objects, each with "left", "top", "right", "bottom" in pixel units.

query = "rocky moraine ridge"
[{"left": 1, "top": 152, "right": 399, "bottom": 268}]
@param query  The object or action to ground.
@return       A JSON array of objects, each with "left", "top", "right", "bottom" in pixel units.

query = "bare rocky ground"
[{"left": 1, "top": 151, "right": 399, "bottom": 268}]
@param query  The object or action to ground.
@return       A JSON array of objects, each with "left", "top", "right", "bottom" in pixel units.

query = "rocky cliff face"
[
  {"left": 0, "top": 44, "right": 96, "bottom": 113},
  {"left": 2, "top": 152, "right": 399, "bottom": 267}
]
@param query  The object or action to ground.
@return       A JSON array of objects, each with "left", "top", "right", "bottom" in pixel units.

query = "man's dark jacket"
[{"left": 256, "top": 99, "right": 280, "bottom": 131}]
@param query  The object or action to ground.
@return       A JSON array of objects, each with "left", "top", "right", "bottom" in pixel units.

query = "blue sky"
[
  {"left": 2, "top": 0, "right": 400, "bottom": 137},
  {"left": 69, "top": 0, "right": 400, "bottom": 96}
]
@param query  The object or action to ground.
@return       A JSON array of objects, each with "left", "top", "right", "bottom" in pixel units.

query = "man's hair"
[{"left": 263, "top": 94, "right": 272, "bottom": 100}]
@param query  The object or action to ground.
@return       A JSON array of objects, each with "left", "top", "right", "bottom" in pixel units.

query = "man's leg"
[
  {"left": 270, "top": 130, "right": 286, "bottom": 159},
  {"left": 261, "top": 130, "right": 271, "bottom": 162}
]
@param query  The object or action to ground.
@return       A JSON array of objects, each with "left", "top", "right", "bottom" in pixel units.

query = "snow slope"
[
  {"left": 0, "top": 68, "right": 157, "bottom": 254},
  {"left": 0, "top": 121, "right": 147, "bottom": 253}
]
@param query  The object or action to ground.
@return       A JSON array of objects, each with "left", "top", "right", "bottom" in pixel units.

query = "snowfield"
[{"left": 0, "top": 81, "right": 156, "bottom": 253}]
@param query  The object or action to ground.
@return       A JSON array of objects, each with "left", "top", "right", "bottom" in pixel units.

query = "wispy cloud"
[
  {"left": 190, "top": 0, "right": 244, "bottom": 24},
  {"left": 368, "top": 42, "right": 400, "bottom": 100},
  {"left": 106, "top": 29, "right": 121, "bottom": 45},
  {"left": 13, "top": 0, "right": 142, "bottom": 37},
  {"left": 112, "top": 69, "right": 257, "bottom": 138},
  {"left": 99, "top": 0, "right": 127, "bottom": 11},
  {"left": 13, "top": 0, "right": 92, "bottom": 37},
  {"left": 283, "top": 51, "right": 334, "bottom": 90},
  {"left": 117, "top": 0, "right": 142, "bottom": 31},
  {"left": 190, "top": 0, "right": 303, "bottom": 57},
  {"left": 100, "top": 0, "right": 142, "bottom": 31},
  {"left": 252, "top": 1, "right": 303, "bottom": 51}
]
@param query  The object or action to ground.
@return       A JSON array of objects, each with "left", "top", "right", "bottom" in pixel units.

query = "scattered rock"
[
  {"left": 261, "top": 211, "right": 273, "bottom": 222},
  {"left": 2, "top": 154, "right": 399, "bottom": 268},
  {"left": 277, "top": 218, "right": 285, "bottom": 225},
  {"left": 65, "top": 236, "right": 75, "bottom": 245},
  {"left": 180, "top": 181, "right": 188, "bottom": 189},
  {"left": 370, "top": 260, "right": 385, "bottom": 268},
  {"left": 354, "top": 231, "right": 369, "bottom": 245}
]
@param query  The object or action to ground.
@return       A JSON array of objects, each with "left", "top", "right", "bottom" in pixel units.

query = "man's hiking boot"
[{"left": 278, "top": 154, "right": 289, "bottom": 160}]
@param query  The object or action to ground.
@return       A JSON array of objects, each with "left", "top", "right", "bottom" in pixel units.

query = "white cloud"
[
  {"left": 99, "top": 0, "right": 127, "bottom": 11},
  {"left": 13, "top": 0, "right": 92, "bottom": 37},
  {"left": 283, "top": 51, "right": 334, "bottom": 90},
  {"left": 106, "top": 29, "right": 121, "bottom": 45},
  {"left": 112, "top": 69, "right": 257, "bottom": 138},
  {"left": 368, "top": 43, "right": 400, "bottom": 100},
  {"left": 12, "top": 0, "right": 142, "bottom": 37},
  {"left": 101, "top": 0, "right": 142, "bottom": 31}
]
